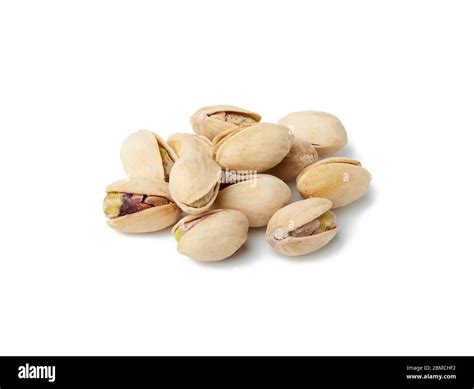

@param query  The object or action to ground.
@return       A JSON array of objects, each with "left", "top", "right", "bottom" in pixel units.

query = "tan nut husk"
[
  {"left": 167, "top": 132, "right": 212, "bottom": 158},
  {"left": 213, "top": 174, "right": 291, "bottom": 227},
  {"left": 265, "top": 198, "right": 338, "bottom": 256},
  {"left": 120, "top": 130, "right": 178, "bottom": 181},
  {"left": 279, "top": 111, "right": 347, "bottom": 156},
  {"left": 296, "top": 157, "right": 371, "bottom": 208},
  {"left": 265, "top": 137, "right": 319, "bottom": 181},
  {"left": 172, "top": 209, "right": 249, "bottom": 261},
  {"left": 212, "top": 123, "right": 294, "bottom": 172},
  {"left": 169, "top": 150, "right": 221, "bottom": 214},
  {"left": 104, "top": 177, "right": 181, "bottom": 233},
  {"left": 190, "top": 105, "right": 261, "bottom": 140}
]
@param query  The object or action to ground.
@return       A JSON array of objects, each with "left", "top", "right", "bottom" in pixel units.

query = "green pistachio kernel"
[
  {"left": 103, "top": 192, "right": 122, "bottom": 218},
  {"left": 316, "top": 211, "right": 336, "bottom": 234}
]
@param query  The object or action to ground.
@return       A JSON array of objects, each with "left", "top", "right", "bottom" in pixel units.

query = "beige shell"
[
  {"left": 296, "top": 157, "right": 371, "bottom": 208},
  {"left": 172, "top": 209, "right": 249, "bottom": 261},
  {"left": 213, "top": 174, "right": 291, "bottom": 227},
  {"left": 265, "top": 198, "right": 338, "bottom": 256},
  {"left": 169, "top": 150, "right": 222, "bottom": 214},
  {"left": 212, "top": 123, "right": 294, "bottom": 172},
  {"left": 279, "top": 111, "right": 347, "bottom": 156},
  {"left": 265, "top": 137, "right": 319, "bottom": 181},
  {"left": 105, "top": 177, "right": 181, "bottom": 233},
  {"left": 120, "top": 130, "right": 178, "bottom": 181},
  {"left": 167, "top": 133, "right": 212, "bottom": 158},
  {"left": 190, "top": 105, "right": 261, "bottom": 140}
]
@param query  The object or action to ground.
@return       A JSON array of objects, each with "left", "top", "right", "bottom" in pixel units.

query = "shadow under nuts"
[
  {"left": 172, "top": 209, "right": 249, "bottom": 261},
  {"left": 104, "top": 177, "right": 181, "bottom": 233},
  {"left": 296, "top": 157, "right": 371, "bottom": 208},
  {"left": 266, "top": 198, "right": 338, "bottom": 256},
  {"left": 120, "top": 130, "right": 177, "bottom": 182},
  {"left": 213, "top": 173, "right": 291, "bottom": 227},
  {"left": 279, "top": 111, "right": 347, "bottom": 157},
  {"left": 190, "top": 105, "right": 261, "bottom": 140},
  {"left": 212, "top": 123, "right": 294, "bottom": 172}
]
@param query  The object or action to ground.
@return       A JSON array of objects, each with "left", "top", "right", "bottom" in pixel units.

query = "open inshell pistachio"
[
  {"left": 169, "top": 150, "right": 221, "bottom": 214},
  {"left": 167, "top": 132, "right": 212, "bottom": 158},
  {"left": 213, "top": 173, "right": 291, "bottom": 227},
  {"left": 266, "top": 198, "right": 338, "bottom": 256},
  {"left": 279, "top": 111, "right": 347, "bottom": 156},
  {"left": 190, "top": 105, "right": 261, "bottom": 140},
  {"left": 212, "top": 123, "right": 294, "bottom": 172},
  {"left": 296, "top": 157, "right": 371, "bottom": 208},
  {"left": 172, "top": 209, "right": 249, "bottom": 261},
  {"left": 104, "top": 177, "right": 181, "bottom": 233},
  {"left": 265, "top": 137, "right": 319, "bottom": 182},
  {"left": 120, "top": 130, "right": 178, "bottom": 182}
]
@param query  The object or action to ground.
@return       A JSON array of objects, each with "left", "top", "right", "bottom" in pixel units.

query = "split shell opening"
[{"left": 190, "top": 105, "right": 261, "bottom": 140}]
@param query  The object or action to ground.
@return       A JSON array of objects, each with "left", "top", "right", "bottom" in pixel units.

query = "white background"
[{"left": 1, "top": 0, "right": 473, "bottom": 356}]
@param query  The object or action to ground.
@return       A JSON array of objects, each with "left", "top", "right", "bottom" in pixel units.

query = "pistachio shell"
[
  {"left": 296, "top": 157, "right": 371, "bottom": 208},
  {"left": 172, "top": 209, "right": 249, "bottom": 261},
  {"left": 104, "top": 177, "right": 181, "bottom": 233},
  {"left": 265, "top": 137, "right": 319, "bottom": 181},
  {"left": 213, "top": 174, "right": 291, "bottom": 227},
  {"left": 120, "top": 130, "right": 178, "bottom": 181},
  {"left": 169, "top": 150, "right": 222, "bottom": 214},
  {"left": 190, "top": 105, "right": 261, "bottom": 140},
  {"left": 265, "top": 198, "right": 338, "bottom": 256},
  {"left": 279, "top": 111, "right": 347, "bottom": 156},
  {"left": 212, "top": 123, "right": 294, "bottom": 172},
  {"left": 106, "top": 177, "right": 170, "bottom": 197},
  {"left": 167, "top": 132, "right": 212, "bottom": 158}
]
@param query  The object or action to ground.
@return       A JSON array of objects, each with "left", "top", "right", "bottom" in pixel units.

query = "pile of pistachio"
[{"left": 103, "top": 105, "right": 371, "bottom": 261}]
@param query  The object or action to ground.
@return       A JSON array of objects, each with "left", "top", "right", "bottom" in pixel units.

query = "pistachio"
[
  {"left": 265, "top": 137, "right": 319, "bottom": 181},
  {"left": 169, "top": 150, "right": 222, "bottom": 214},
  {"left": 190, "top": 105, "right": 261, "bottom": 140},
  {"left": 296, "top": 157, "right": 371, "bottom": 208},
  {"left": 172, "top": 209, "right": 249, "bottom": 261},
  {"left": 213, "top": 173, "right": 291, "bottom": 227},
  {"left": 266, "top": 198, "right": 338, "bottom": 256},
  {"left": 120, "top": 130, "right": 178, "bottom": 181},
  {"left": 212, "top": 123, "right": 294, "bottom": 172},
  {"left": 104, "top": 177, "right": 181, "bottom": 233},
  {"left": 279, "top": 111, "right": 347, "bottom": 156},
  {"left": 167, "top": 133, "right": 212, "bottom": 158}
]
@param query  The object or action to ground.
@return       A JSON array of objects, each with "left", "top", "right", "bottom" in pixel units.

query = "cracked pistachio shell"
[
  {"left": 169, "top": 150, "right": 221, "bottom": 214},
  {"left": 120, "top": 130, "right": 178, "bottom": 181},
  {"left": 167, "top": 133, "right": 212, "bottom": 158},
  {"left": 213, "top": 174, "right": 291, "bottom": 227},
  {"left": 190, "top": 105, "right": 261, "bottom": 140},
  {"left": 172, "top": 209, "right": 249, "bottom": 261},
  {"left": 279, "top": 111, "right": 347, "bottom": 156},
  {"left": 105, "top": 177, "right": 181, "bottom": 233},
  {"left": 265, "top": 137, "right": 319, "bottom": 182},
  {"left": 266, "top": 198, "right": 338, "bottom": 256},
  {"left": 296, "top": 157, "right": 371, "bottom": 208},
  {"left": 212, "top": 123, "right": 294, "bottom": 172}
]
